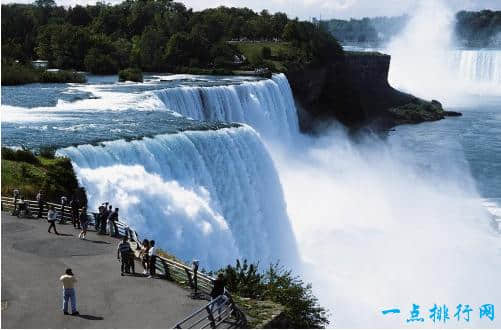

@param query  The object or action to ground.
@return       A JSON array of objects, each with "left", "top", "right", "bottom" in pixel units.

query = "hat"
[{"left": 65, "top": 268, "right": 73, "bottom": 275}]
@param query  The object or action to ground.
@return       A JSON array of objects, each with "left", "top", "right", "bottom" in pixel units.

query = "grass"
[
  {"left": 234, "top": 42, "right": 292, "bottom": 72},
  {"left": 1, "top": 147, "right": 85, "bottom": 203}
]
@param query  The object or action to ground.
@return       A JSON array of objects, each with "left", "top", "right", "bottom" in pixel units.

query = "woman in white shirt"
[{"left": 47, "top": 206, "right": 59, "bottom": 235}]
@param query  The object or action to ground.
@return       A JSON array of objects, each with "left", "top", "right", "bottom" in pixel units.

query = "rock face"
[{"left": 286, "top": 51, "right": 453, "bottom": 130}]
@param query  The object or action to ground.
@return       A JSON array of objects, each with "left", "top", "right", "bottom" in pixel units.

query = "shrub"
[
  {"left": 39, "top": 147, "right": 56, "bottom": 159},
  {"left": 39, "top": 70, "right": 86, "bottom": 83},
  {"left": 1, "top": 63, "right": 39, "bottom": 85},
  {"left": 261, "top": 46, "right": 272, "bottom": 59},
  {"left": 218, "top": 260, "right": 329, "bottom": 328},
  {"left": 1, "top": 147, "right": 40, "bottom": 165},
  {"left": 118, "top": 68, "right": 143, "bottom": 82}
]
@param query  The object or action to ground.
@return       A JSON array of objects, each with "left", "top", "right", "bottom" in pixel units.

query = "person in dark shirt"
[
  {"left": 210, "top": 273, "right": 227, "bottom": 320},
  {"left": 108, "top": 207, "right": 119, "bottom": 238},
  {"left": 117, "top": 237, "right": 133, "bottom": 275},
  {"left": 70, "top": 198, "right": 80, "bottom": 228}
]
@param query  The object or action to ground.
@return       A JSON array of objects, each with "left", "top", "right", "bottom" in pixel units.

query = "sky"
[{"left": 3, "top": 0, "right": 501, "bottom": 19}]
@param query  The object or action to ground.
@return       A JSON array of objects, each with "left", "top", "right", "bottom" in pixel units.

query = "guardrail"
[
  {"left": 1, "top": 195, "right": 246, "bottom": 328},
  {"left": 174, "top": 293, "right": 244, "bottom": 329}
]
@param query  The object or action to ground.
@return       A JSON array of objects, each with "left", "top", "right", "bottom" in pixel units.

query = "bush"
[
  {"left": 118, "top": 68, "right": 143, "bottom": 82},
  {"left": 39, "top": 70, "right": 86, "bottom": 83},
  {"left": 218, "top": 260, "right": 329, "bottom": 328},
  {"left": 1, "top": 63, "right": 39, "bottom": 85},
  {"left": 1, "top": 147, "right": 40, "bottom": 165},
  {"left": 38, "top": 147, "right": 56, "bottom": 159},
  {"left": 261, "top": 46, "right": 272, "bottom": 59}
]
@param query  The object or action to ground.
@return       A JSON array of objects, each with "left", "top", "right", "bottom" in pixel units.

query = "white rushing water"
[
  {"left": 153, "top": 74, "right": 299, "bottom": 141},
  {"left": 58, "top": 126, "right": 298, "bottom": 269},
  {"left": 453, "top": 50, "right": 501, "bottom": 85},
  {"left": 55, "top": 72, "right": 501, "bottom": 327}
]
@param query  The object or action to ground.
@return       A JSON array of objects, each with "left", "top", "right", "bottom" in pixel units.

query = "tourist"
[
  {"left": 108, "top": 207, "right": 119, "bottom": 238},
  {"left": 210, "top": 273, "right": 227, "bottom": 319},
  {"left": 59, "top": 196, "right": 68, "bottom": 224},
  {"left": 192, "top": 260, "right": 200, "bottom": 293},
  {"left": 117, "top": 237, "right": 132, "bottom": 275},
  {"left": 100, "top": 204, "right": 110, "bottom": 234},
  {"left": 95, "top": 205, "right": 104, "bottom": 231},
  {"left": 70, "top": 198, "right": 80, "bottom": 229},
  {"left": 12, "top": 189, "right": 20, "bottom": 216},
  {"left": 148, "top": 240, "right": 157, "bottom": 278},
  {"left": 36, "top": 190, "right": 44, "bottom": 219},
  {"left": 60, "top": 268, "right": 79, "bottom": 315},
  {"left": 47, "top": 206, "right": 59, "bottom": 235},
  {"left": 139, "top": 239, "right": 150, "bottom": 275},
  {"left": 78, "top": 207, "right": 88, "bottom": 239}
]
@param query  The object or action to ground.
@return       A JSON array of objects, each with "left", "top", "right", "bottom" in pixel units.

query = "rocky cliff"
[{"left": 286, "top": 51, "right": 453, "bottom": 131}]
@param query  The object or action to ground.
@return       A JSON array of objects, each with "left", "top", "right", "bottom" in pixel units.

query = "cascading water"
[
  {"left": 153, "top": 73, "right": 299, "bottom": 141},
  {"left": 452, "top": 50, "right": 501, "bottom": 85},
  {"left": 58, "top": 126, "right": 298, "bottom": 269}
]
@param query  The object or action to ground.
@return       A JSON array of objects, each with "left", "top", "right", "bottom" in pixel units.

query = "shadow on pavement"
[
  {"left": 75, "top": 314, "right": 104, "bottom": 321},
  {"left": 84, "top": 239, "right": 111, "bottom": 245},
  {"left": 57, "top": 233, "right": 73, "bottom": 237}
]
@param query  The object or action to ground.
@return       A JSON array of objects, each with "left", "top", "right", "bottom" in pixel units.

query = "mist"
[
  {"left": 386, "top": 0, "right": 501, "bottom": 104},
  {"left": 269, "top": 122, "right": 501, "bottom": 327}
]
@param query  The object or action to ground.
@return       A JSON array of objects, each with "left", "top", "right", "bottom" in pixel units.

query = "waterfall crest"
[{"left": 59, "top": 126, "right": 298, "bottom": 269}]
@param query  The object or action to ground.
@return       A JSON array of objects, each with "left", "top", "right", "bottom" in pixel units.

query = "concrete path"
[{"left": 1, "top": 212, "right": 206, "bottom": 328}]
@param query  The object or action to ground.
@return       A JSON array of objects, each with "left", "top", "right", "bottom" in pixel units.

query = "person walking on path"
[
  {"left": 117, "top": 237, "right": 132, "bottom": 276},
  {"left": 148, "top": 240, "right": 157, "bottom": 278},
  {"left": 36, "top": 190, "right": 45, "bottom": 219},
  {"left": 60, "top": 268, "right": 79, "bottom": 315},
  {"left": 78, "top": 207, "right": 88, "bottom": 239},
  {"left": 47, "top": 206, "right": 59, "bottom": 235}
]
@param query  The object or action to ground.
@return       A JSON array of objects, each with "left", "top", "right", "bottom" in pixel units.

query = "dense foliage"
[
  {"left": 1, "top": 147, "right": 87, "bottom": 204},
  {"left": 455, "top": 10, "right": 501, "bottom": 48},
  {"left": 218, "top": 259, "right": 329, "bottom": 328},
  {"left": 118, "top": 67, "right": 143, "bottom": 82},
  {"left": 2, "top": 0, "right": 342, "bottom": 75},
  {"left": 322, "top": 15, "right": 408, "bottom": 46},
  {"left": 2, "top": 62, "right": 86, "bottom": 85}
]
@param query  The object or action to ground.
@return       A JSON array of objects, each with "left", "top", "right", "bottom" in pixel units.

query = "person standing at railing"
[
  {"left": 210, "top": 273, "right": 227, "bottom": 320},
  {"left": 98, "top": 204, "right": 109, "bottom": 234},
  {"left": 192, "top": 260, "right": 199, "bottom": 294},
  {"left": 78, "top": 207, "right": 88, "bottom": 240},
  {"left": 148, "top": 240, "right": 157, "bottom": 278},
  {"left": 59, "top": 196, "right": 68, "bottom": 224},
  {"left": 60, "top": 268, "right": 79, "bottom": 315},
  {"left": 139, "top": 239, "right": 150, "bottom": 275},
  {"left": 108, "top": 207, "right": 120, "bottom": 238},
  {"left": 36, "top": 190, "right": 45, "bottom": 219},
  {"left": 12, "top": 189, "right": 20, "bottom": 216},
  {"left": 47, "top": 205, "right": 59, "bottom": 235},
  {"left": 70, "top": 197, "right": 80, "bottom": 229}
]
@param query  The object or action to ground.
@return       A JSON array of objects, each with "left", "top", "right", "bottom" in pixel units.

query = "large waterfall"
[
  {"left": 59, "top": 126, "right": 298, "bottom": 269},
  {"left": 452, "top": 50, "right": 501, "bottom": 85},
  {"left": 153, "top": 74, "right": 299, "bottom": 141}
]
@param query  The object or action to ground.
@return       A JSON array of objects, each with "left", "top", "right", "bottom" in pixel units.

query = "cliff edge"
[{"left": 286, "top": 51, "right": 456, "bottom": 131}]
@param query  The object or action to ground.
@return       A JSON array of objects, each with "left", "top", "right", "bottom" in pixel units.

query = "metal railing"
[
  {"left": 1, "top": 195, "right": 246, "bottom": 328},
  {"left": 174, "top": 293, "right": 244, "bottom": 329}
]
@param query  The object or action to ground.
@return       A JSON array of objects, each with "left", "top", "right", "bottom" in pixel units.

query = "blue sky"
[{"left": 4, "top": 0, "right": 501, "bottom": 19}]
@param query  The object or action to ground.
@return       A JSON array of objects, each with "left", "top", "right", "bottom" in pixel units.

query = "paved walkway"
[{"left": 1, "top": 212, "right": 206, "bottom": 328}]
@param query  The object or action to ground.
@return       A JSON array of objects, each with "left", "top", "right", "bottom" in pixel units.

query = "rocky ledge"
[{"left": 286, "top": 51, "right": 461, "bottom": 131}]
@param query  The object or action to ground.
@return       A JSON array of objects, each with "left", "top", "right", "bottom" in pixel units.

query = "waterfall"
[
  {"left": 452, "top": 50, "right": 501, "bottom": 85},
  {"left": 153, "top": 74, "right": 299, "bottom": 141},
  {"left": 58, "top": 126, "right": 298, "bottom": 269}
]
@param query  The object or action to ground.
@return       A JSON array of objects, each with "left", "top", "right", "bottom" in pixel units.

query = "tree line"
[
  {"left": 2, "top": 0, "right": 343, "bottom": 74},
  {"left": 455, "top": 10, "right": 501, "bottom": 48}
]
